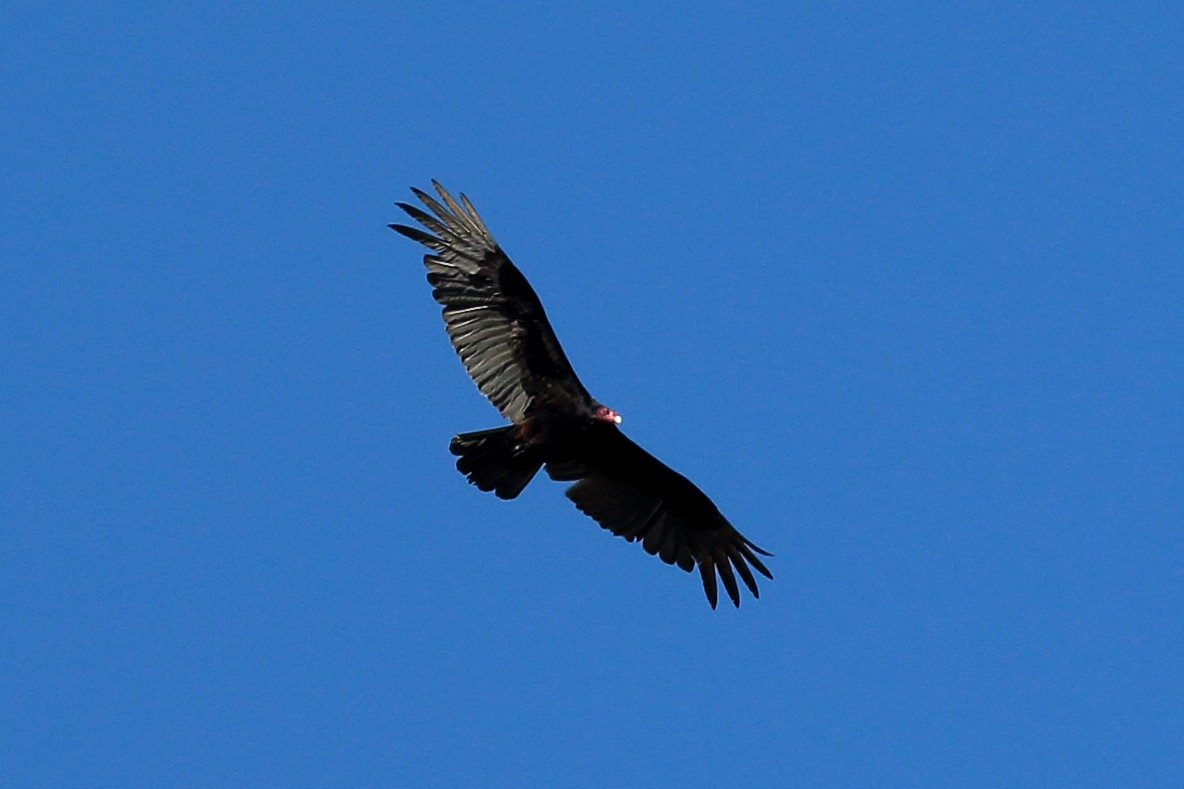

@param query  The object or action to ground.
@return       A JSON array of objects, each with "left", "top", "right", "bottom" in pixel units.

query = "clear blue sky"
[{"left": 3, "top": 3, "right": 1181, "bottom": 786}]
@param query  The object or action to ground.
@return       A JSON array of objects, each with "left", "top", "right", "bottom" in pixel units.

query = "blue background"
[{"left": 3, "top": 3, "right": 1181, "bottom": 786}]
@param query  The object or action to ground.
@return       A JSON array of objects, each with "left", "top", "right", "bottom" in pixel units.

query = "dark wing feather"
[
  {"left": 549, "top": 424, "right": 773, "bottom": 608},
  {"left": 391, "top": 181, "right": 590, "bottom": 422}
]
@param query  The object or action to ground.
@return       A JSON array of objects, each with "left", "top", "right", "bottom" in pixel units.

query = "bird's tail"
[{"left": 450, "top": 427, "right": 541, "bottom": 500}]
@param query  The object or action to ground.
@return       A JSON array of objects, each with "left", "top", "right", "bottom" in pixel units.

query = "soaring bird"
[{"left": 391, "top": 182, "right": 772, "bottom": 608}]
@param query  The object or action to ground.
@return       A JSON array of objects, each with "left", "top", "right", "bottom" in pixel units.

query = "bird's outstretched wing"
[
  {"left": 391, "top": 182, "right": 590, "bottom": 422},
  {"left": 547, "top": 424, "right": 773, "bottom": 608}
]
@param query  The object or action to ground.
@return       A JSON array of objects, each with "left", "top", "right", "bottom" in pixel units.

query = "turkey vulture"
[{"left": 390, "top": 182, "right": 772, "bottom": 608}]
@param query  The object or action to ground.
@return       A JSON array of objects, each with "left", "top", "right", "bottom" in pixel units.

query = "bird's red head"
[{"left": 594, "top": 404, "right": 622, "bottom": 425}]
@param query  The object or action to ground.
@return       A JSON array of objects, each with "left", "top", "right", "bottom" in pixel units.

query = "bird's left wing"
[{"left": 547, "top": 424, "right": 773, "bottom": 608}]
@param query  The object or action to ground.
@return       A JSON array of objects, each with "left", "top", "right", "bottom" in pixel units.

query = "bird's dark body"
[{"left": 391, "top": 182, "right": 772, "bottom": 608}]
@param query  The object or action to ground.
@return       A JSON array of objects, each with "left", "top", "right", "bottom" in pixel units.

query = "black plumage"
[{"left": 391, "top": 182, "right": 772, "bottom": 608}]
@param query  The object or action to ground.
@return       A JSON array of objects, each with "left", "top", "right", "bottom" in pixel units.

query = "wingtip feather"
[
  {"left": 737, "top": 541, "right": 774, "bottom": 580},
  {"left": 731, "top": 553, "right": 760, "bottom": 599},
  {"left": 699, "top": 557, "right": 719, "bottom": 609},
  {"left": 715, "top": 552, "right": 741, "bottom": 608}
]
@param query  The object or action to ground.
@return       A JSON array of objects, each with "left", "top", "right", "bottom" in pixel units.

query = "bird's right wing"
[{"left": 391, "top": 182, "right": 590, "bottom": 422}]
